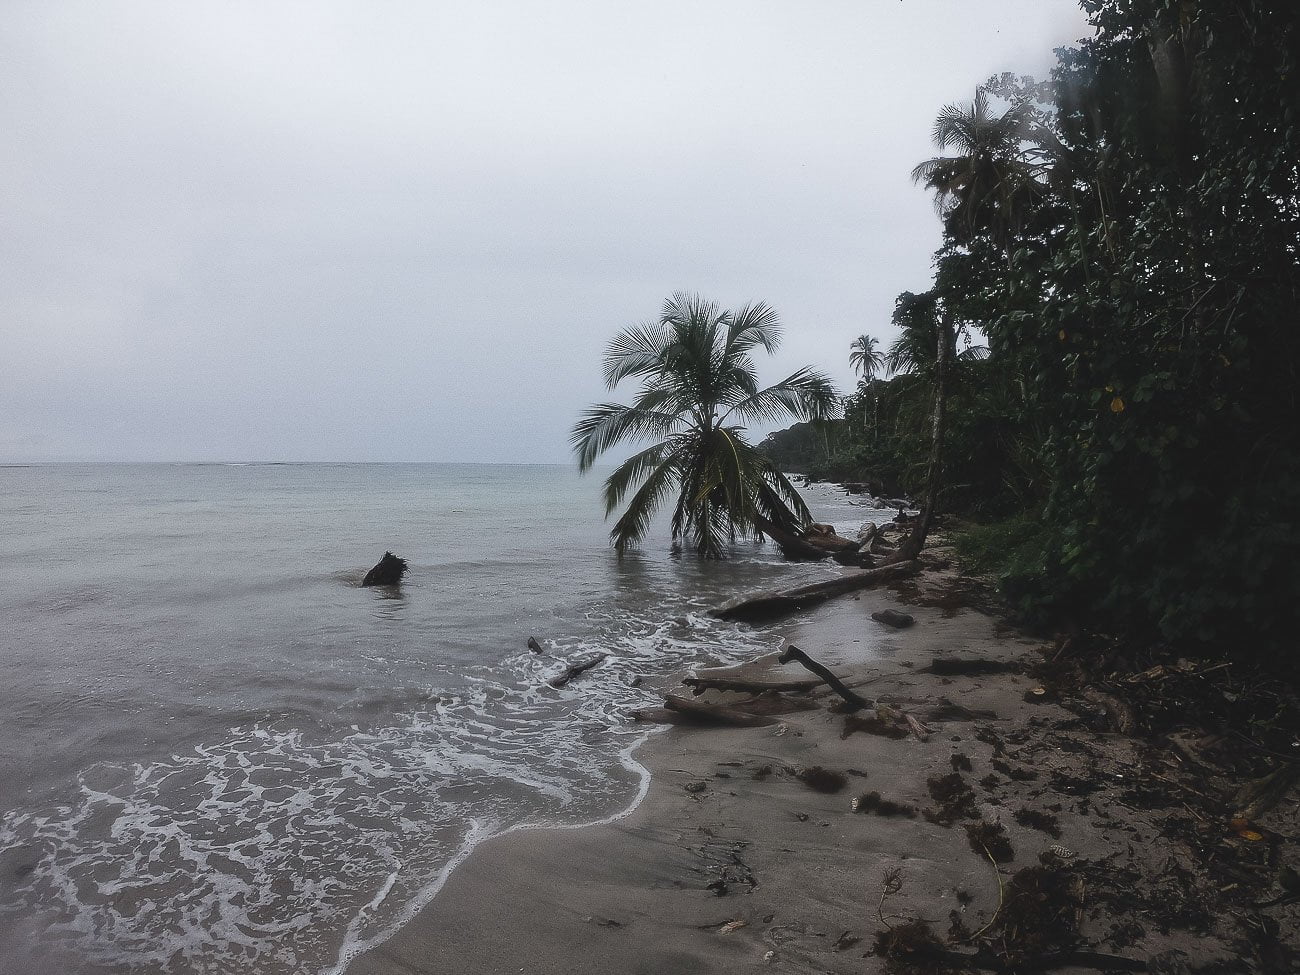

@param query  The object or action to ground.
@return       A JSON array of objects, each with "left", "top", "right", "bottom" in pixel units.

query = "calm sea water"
[{"left": 0, "top": 463, "right": 886, "bottom": 974}]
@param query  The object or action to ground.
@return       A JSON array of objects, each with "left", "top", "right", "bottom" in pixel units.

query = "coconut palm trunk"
[{"left": 889, "top": 314, "right": 950, "bottom": 563}]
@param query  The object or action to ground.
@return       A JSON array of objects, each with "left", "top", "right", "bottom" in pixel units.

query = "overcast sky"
[{"left": 2, "top": 0, "right": 1090, "bottom": 463}]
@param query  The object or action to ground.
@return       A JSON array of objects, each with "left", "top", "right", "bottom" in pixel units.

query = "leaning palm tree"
[
  {"left": 848, "top": 334, "right": 884, "bottom": 382},
  {"left": 572, "top": 293, "right": 839, "bottom": 557}
]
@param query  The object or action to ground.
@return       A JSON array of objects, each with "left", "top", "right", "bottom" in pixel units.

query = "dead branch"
[
  {"left": 547, "top": 653, "right": 607, "bottom": 688},
  {"left": 779, "top": 645, "right": 871, "bottom": 711}
]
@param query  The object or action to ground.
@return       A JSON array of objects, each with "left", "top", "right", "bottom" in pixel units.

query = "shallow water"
[{"left": 0, "top": 463, "right": 891, "bottom": 973}]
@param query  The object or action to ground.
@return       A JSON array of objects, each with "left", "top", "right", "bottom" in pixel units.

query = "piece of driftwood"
[
  {"left": 682, "top": 675, "right": 830, "bottom": 696},
  {"left": 361, "top": 552, "right": 408, "bottom": 587},
  {"left": 662, "top": 694, "right": 777, "bottom": 727},
  {"left": 547, "top": 653, "right": 607, "bottom": 688},
  {"left": 779, "top": 645, "right": 870, "bottom": 712},
  {"left": 711, "top": 560, "right": 922, "bottom": 622},
  {"left": 871, "top": 609, "right": 915, "bottom": 628},
  {"left": 527, "top": 636, "right": 544, "bottom": 654}
]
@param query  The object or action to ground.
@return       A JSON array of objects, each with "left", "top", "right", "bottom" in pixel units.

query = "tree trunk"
[
  {"left": 710, "top": 559, "right": 921, "bottom": 622},
  {"left": 888, "top": 317, "right": 950, "bottom": 563}
]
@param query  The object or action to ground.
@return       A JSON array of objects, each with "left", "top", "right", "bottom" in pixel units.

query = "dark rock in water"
[
  {"left": 871, "top": 609, "right": 915, "bottom": 629},
  {"left": 362, "top": 552, "right": 408, "bottom": 587},
  {"left": 527, "top": 636, "right": 544, "bottom": 654}
]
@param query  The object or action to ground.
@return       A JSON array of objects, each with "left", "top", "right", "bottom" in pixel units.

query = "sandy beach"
[{"left": 348, "top": 557, "right": 1296, "bottom": 974}]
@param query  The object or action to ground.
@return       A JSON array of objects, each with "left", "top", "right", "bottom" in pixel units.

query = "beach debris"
[
  {"left": 851, "top": 792, "right": 918, "bottom": 818},
  {"left": 661, "top": 694, "right": 778, "bottom": 727},
  {"left": 779, "top": 645, "right": 871, "bottom": 711},
  {"left": 1014, "top": 808, "right": 1062, "bottom": 838},
  {"left": 796, "top": 766, "right": 848, "bottom": 794},
  {"left": 965, "top": 820, "right": 1015, "bottom": 863},
  {"left": 711, "top": 560, "right": 922, "bottom": 622},
  {"left": 762, "top": 949, "right": 775, "bottom": 963},
  {"left": 682, "top": 674, "right": 830, "bottom": 696},
  {"left": 719, "top": 919, "right": 747, "bottom": 935},
  {"left": 842, "top": 713, "right": 909, "bottom": 740},
  {"left": 871, "top": 609, "right": 916, "bottom": 629},
  {"left": 1046, "top": 844, "right": 1076, "bottom": 859},
  {"left": 546, "top": 652, "right": 607, "bottom": 688},
  {"left": 921, "top": 658, "right": 1018, "bottom": 677},
  {"left": 924, "top": 772, "right": 979, "bottom": 825},
  {"left": 684, "top": 781, "right": 708, "bottom": 794},
  {"left": 832, "top": 931, "right": 861, "bottom": 951},
  {"left": 1233, "top": 763, "right": 1300, "bottom": 820},
  {"left": 361, "top": 551, "right": 408, "bottom": 587},
  {"left": 527, "top": 636, "right": 544, "bottom": 654}
]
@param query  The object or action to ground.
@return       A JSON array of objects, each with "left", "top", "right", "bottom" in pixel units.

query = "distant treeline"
[{"left": 764, "top": 1, "right": 1300, "bottom": 659}]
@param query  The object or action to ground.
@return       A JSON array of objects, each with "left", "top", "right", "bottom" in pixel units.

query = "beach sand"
[{"left": 348, "top": 565, "right": 1290, "bottom": 974}]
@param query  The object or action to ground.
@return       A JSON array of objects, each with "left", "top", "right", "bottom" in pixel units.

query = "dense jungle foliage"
[{"left": 784, "top": 0, "right": 1300, "bottom": 654}]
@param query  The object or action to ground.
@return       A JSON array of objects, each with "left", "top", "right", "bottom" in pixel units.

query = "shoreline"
[
  {"left": 343, "top": 556, "right": 1295, "bottom": 974},
  {"left": 341, "top": 562, "right": 1046, "bottom": 974}
]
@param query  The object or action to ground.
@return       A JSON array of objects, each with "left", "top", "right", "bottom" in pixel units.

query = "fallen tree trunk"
[
  {"left": 753, "top": 516, "right": 833, "bottom": 561},
  {"left": 547, "top": 653, "right": 607, "bottom": 688},
  {"left": 682, "top": 675, "right": 830, "bottom": 696},
  {"left": 711, "top": 560, "right": 921, "bottom": 622},
  {"left": 661, "top": 694, "right": 778, "bottom": 727}
]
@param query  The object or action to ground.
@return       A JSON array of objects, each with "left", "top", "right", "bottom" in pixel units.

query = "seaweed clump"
[
  {"left": 1013, "top": 807, "right": 1062, "bottom": 838},
  {"left": 873, "top": 920, "right": 958, "bottom": 975},
  {"left": 986, "top": 865, "right": 1083, "bottom": 966},
  {"left": 797, "top": 766, "right": 848, "bottom": 793},
  {"left": 853, "top": 792, "right": 918, "bottom": 818},
  {"left": 964, "top": 820, "right": 1015, "bottom": 863},
  {"left": 924, "top": 772, "right": 979, "bottom": 825}
]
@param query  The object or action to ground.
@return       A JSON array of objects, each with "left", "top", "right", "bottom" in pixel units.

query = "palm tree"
[
  {"left": 910, "top": 89, "right": 1043, "bottom": 247},
  {"left": 884, "top": 291, "right": 988, "bottom": 378},
  {"left": 572, "top": 293, "right": 839, "bottom": 558},
  {"left": 848, "top": 334, "right": 884, "bottom": 382}
]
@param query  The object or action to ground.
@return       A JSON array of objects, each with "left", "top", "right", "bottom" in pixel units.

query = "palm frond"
[
  {"left": 602, "top": 321, "right": 675, "bottom": 388},
  {"left": 608, "top": 454, "right": 681, "bottom": 554},
  {"left": 724, "top": 301, "right": 782, "bottom": 358},
  {"left": 720, "top": 367, "right": 840, "bottom": 425},
  {"left": 570, "top": 402, "right": 683, "bottom": 472}
]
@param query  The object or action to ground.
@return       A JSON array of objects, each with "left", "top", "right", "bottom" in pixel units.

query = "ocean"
[{"left": 0, "top": 463, "right": 891, "bottom": 974}]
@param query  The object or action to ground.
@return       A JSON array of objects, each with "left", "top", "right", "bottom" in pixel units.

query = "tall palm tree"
[
  {"left": 572, "top": 293, "right": 839, "bottom": 557},
  {"left": 848, "top": 334, "right": 884, "bottom": 382},
  {"left": 910, "top": 89, "right": 1043, "bottom": 247}
]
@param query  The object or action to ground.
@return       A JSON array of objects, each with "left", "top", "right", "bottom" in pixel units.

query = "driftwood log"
[
  {"left": 711, "top": 560, "right": 921, "bottom": 622},
  {"left": 682, "top": 675, "right": 831, "bottom": 696},
  {"left": 632, "top": 694, "right": 779, "bottom": 728},
  {"left": 361, "top": 552, "right": 408, "bottom": 587},
  {"left": 547, "top": 653, "right": 607, "bottom": 688}
]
